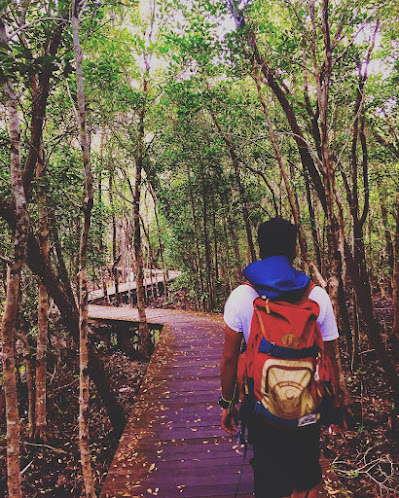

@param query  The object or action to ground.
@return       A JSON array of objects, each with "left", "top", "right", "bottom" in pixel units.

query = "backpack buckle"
[{"left": 268, "top": 341, "right": 277, "bottom": 356}]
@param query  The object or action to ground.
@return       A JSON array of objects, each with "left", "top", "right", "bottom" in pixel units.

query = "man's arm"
[{"left": 220, "top": 325, "right": 243, "bottom": 435}]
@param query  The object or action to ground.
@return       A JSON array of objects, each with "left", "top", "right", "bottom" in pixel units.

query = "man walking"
[{"left": 220, "top": 218, "right": 350, "bottom": 498}]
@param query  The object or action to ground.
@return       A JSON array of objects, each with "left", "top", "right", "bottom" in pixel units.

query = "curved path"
[{"left": 88, "top": 306, "right": 342, "bottom": 498}]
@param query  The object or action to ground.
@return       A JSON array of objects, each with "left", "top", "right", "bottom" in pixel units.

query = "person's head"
[{"left": 257, "top": 217, "right": 297, "bottom": 262}]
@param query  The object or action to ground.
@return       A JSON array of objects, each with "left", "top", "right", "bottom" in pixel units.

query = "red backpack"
[{"left": 237, "top": 282, "right": 335, "bottom": 428}]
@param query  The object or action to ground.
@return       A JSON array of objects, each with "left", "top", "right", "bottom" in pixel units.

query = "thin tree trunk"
[
  {"left": 72, "top": 2, "right": 95, "bottom": 494},
  {"left": 393, "top": 200, "right": 399, "bottom": 339},
  {"left": 201, "top": 170, "right": 215, "bottom": 310},
  {"left": 17, "top": 327, "right": 35, "bottom": 440},
  {"left": 187, "top": 164, "right": 205, "bottom": 308},
  {"left": 245, "top": 161, "right": 279, "bottom": 216},
  {"left": 211, "top": 189, "right": 220, "bottom": 283},
  {"left": 222, "top": 221, "right": 234, "bottom": 294},
  {"left": 34, "top": 147, "right": 49, "bottom": 442},
  {"left": 312, "top": 0, "right": 343, "bottom": 326},
  {"left": 351, "top": 295, "right": 360, "bottom": 371},
  {"left": 143, "top": 253, "right": 149, "bottom": 303},
  {"left": 304, "top": 172, "right": 322, "bottom": 272},
  {"left": 338, "top": 277, "right": 352, "bottom": 349},
  {"left": 0, "top": 20, "right": 28, "bottom": 493},
  {"left": 149, "top": 185, "right": 168, "bottom": 298},
  {"left": 109, "top": 169, "right": 120, "bottom": 306},
  {"left": 101, "top": 267, "right": 110, "bottom": 306},
  {"left": 227, "top": 216, "right": 243, "bottom": 282},
  {"left": 374, "top": 164, "right": 394, "bottom": 288},
  {"left": 133, "top": 82, "right": 150, "bottom": 357},
  {"left": 139, "top": 215, "right": 157, "bottom": 301},
  {"left": 52, "top": 319, "right": 62, "bottom": 371}
]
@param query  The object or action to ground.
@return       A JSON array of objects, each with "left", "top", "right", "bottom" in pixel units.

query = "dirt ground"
[
  {"left": 321, "top": 297, "right": 399, "bottom": 497},
  {"left": 0, "top": 345, "right": 149, "bottom": 497}
]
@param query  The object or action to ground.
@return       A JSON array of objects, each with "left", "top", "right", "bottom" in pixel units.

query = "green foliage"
[{"left": 1, "top": 0, "right": 398, "bottom": 317}]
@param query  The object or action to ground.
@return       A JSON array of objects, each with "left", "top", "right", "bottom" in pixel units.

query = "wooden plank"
[
  {"left": 102, "top": 482, "right": 254, "bottom": 498},
  {"left": 100, "top": 311, "right": 241, "bottom": 497}
]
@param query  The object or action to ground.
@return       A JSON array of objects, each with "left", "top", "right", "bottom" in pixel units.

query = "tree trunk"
[
  {"left": 344, "top": 240, "right": 399, "bottom": 412},
  {"left": 101, "top": 267, "right": 110, "bottom": 306},
  {"left": 351, "top": 295, "right": 360, "bottom": 371},
  {"left": 133, "top": 85, "right": 150, "bottom": 357},
  {"left": 338, "top": 277, "right": 352, "bottom": 349},
  {"left": 304, "top": 172, "right": 322, "bottom": 272},
  {"left": 72, "top": 2, "right": 95, "bottom": 494},
  {"left": 227, "top": 216, "right": 243, "bottom": 283},
  {"left": 149, "top": 185, "right": 168, "bottom": 299},
  {"left": 225, "top": 144, "right": 255, "bottom": 263},
  {"left": 34, "top": 147, "right": 49, "bottom": 442},
  {"left": 222, "top": 221, "right": 234, "bottom": 294},
  {"left": 212, "top": 191, "right": 219, "bottom": 283},
  {"left": 393, "top": 200, "right": 399, "bottom": 339},
  {"left": 187, "top": 164, "right": 205, "bottom": 309},
  {"left": 1, "top": 269, "right": 23, "bottom": 498},
  {"left": 22, "top": 20, "right": 65, "bottom": 200},
  {"left": 140, "top": 216, "right": 158, "bottom": 300},
  {"left": 17, "top": 327, "right": 35, "bottom": 440},
  {"left": 109, "top": 169, "right": 120, "bottom": 307},
  {"left": 374, "top": 164, "right": 394, "bottom": 294},
  {"left": 200, "top": 168, "right": 215, "bottom": 311},
  {"left": 0, "top": 24, "right": 28, "bottom": 492}
]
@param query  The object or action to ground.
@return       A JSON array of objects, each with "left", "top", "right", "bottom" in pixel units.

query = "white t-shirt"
[{"left": 224, "top": 284, "right": 339, "bottom": 343}]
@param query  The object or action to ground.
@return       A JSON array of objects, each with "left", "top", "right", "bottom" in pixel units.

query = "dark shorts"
[{"left": 249, "top": 416, "right": 322, "bottom": 498}]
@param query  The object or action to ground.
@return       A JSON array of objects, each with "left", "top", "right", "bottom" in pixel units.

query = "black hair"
[{"left": 257, "top": 217, "right": 297, "bottom": 262}]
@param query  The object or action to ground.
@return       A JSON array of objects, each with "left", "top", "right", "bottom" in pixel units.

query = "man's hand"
[
  {"left": 221, "top": 405, "right": 239, "bottom": 435},
  {"left": 220, "top": 326, "right": 242, "bottom": 435}
]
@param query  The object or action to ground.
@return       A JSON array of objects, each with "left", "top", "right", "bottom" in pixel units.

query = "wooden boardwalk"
[
  {"left": 88, "top": 271, "right": 181, "bottom": 303},
  {"left": 88, "top": 306, "right": 344, "bottom": 498}
]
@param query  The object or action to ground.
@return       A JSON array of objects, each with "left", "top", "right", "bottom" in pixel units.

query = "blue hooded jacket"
[{"left": 242, "top": 256, "right": 310, "bottom": 302}]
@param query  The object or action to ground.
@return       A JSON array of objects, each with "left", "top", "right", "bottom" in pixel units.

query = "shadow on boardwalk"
[{"left": 87, "top": 306, "right": 346, "bottom": 498}]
